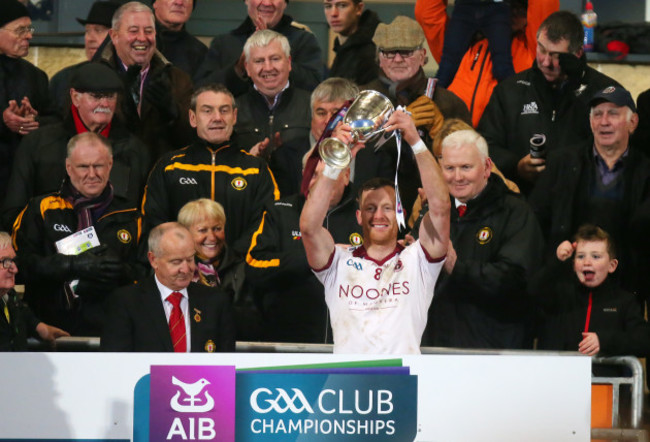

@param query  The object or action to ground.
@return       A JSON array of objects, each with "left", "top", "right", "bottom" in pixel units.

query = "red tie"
[
  {"left": 167, "top": 292, "right": 187, "bottom": 353},
  {"left": 458, "top": 204, "right": 467, "bottom": 217}
]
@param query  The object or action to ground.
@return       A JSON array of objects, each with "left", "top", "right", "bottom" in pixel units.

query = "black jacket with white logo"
[
  {"left": 478, "top": 61, "right": 620, "bottom": 193},
  {"left": 142, "top": 137, "right": 279, "bottom": 255},
  {"left": 245, "top": 190, "right": 362, "bottom": 343},
  {"left": 12, "top": 186, "right": 140, "bottom": 335}
]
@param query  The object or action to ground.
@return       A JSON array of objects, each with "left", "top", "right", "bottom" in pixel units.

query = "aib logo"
[
  {"left": 144, "top": 365, "right": 236, "bottom": 442},
  {"left": 170, "top": 376, "right": 215, "bottom": 413}
]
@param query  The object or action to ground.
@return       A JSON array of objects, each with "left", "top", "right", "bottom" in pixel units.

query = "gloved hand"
[
  {"left": 70, "top": 245, "right": 125, "bottom": 282},
  {"left": 558, "top": 52, "right": 585, "bottom": 84},
  {"left": 143, "top": 67, "right": 178, "bottom": 121},
  {"left": 406, "top": 95, "right": 444, "bottom": 138}
]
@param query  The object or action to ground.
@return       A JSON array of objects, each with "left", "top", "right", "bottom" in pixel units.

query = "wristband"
[
  {"left": 322, "top": 164, "right": 342, "bottom": 180},
  {"left": 410, "top": 139, "right": 428, "bottom": 155}
]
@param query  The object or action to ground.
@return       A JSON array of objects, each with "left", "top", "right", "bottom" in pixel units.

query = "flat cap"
[
  {"left": 372, "top": 16, "right": 425, "bottom": 51},
  {"left": 77, "top": 1, "right": 121, "bottom": 28},
  {"left": 0, "top": 0, "right": 29, "bottom": 29},
  {"left": 70, "top": 62, "right": 123, "bottom": 93},
  {"left": 589, "top": 86, "right": 637, "bottom": 113}
]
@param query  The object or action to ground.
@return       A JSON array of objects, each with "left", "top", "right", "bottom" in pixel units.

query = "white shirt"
[{"left": 155, "top": 276, "right": 191, "bottom": 351}]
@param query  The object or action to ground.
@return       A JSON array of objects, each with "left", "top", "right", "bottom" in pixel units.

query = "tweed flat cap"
[{"left": 372, "top": 16, "right": 425, "bottom": 51}]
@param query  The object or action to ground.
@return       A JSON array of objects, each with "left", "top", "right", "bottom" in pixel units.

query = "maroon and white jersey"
[{"left": 314, "top": 241, "right": 444, "bottom": 354}]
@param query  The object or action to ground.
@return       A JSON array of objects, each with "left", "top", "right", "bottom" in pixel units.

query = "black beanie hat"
[{"left": 0, "top": 0, "right": 30, "bottom": 29}]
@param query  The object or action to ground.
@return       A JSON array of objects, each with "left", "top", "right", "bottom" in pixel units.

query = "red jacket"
[{"left": 415, "top": 0, "right": 559, "bottom": 126}]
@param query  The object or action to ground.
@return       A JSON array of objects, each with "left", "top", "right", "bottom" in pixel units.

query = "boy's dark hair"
[
  {"left": 573, "top": 224, "right": 617, "bottom": 259},
  {"left": 357, "top": 177, "right": 394, "bottom": 203},
  {"left": 538, "top": 11, "right": 584, "bottom": 54}
]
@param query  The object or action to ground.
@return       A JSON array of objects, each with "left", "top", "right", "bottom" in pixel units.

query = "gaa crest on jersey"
[
  {"left": 349, "top": 232, "right": 363, "bottom": 246},
  {"left": 476, "top": 227, "right": 492, "bottom": 245},
  {"left": 231, "top": 177, "right": 247, "bottom": 190},
  {"left": 117, "top": 229, "right": 132, "bottom": 244},
  {"left": 291, "top": 229, "right": 302, "bottom": 240}
]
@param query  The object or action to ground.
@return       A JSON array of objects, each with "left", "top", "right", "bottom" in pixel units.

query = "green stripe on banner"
[{"left": 236, "top": 359, "right": 403, "bottom": 371}]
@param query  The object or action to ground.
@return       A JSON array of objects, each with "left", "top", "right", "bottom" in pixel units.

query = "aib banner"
[{"left": 134, "top": 361, "right": 417, "bottom": 441}]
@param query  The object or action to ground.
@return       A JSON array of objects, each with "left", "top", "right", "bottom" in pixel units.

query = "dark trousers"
[{"left": 436, "top": 0, "right": 515, "bottom": 88}]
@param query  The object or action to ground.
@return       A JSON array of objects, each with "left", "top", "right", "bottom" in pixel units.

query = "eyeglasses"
[
  {"left": 1, "top": 25, "right": 35, "bottom": 38},
  {"left": 379, "top": 49, "right": 420, "bottom": 60},
  {"left": 1, "top": 258, "right": 16, "bottom": 269}
]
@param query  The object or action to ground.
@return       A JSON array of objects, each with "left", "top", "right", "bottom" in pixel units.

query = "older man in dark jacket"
[
  {"left": 93, "top": 1, "right": 193, "bottom": 163},
  {"left": 359, "top": 15, "right": 470, "bottom": 221},
  {"left": 0, "top": 0, "right": 52, "bottom": 207},
  {"left": 13, "top": 132, "right": 142, "bottom": 336},
  {"left": 195, "top": 0, "right": 322, "bottom": 96},
  {"left": 530, "top": 86, "right": 650, "bottom": 305},
  {"left": 418, "top": 129, "right": 543, "bottom": 349},
  {"left": 2, "top": 62, "right": 149, "bottom": 232},
  {"left": 235, "top": 30, "right": 311, "bottom": 198}
]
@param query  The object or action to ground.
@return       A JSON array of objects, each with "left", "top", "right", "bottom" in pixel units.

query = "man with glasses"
[
  {"left": 323, "top": 0, "right": 380, "bottom": 85},
  {"left": 358, "top": 16, "right": 470, "bottom": 221},
  {"left": 0, "top": 231, "right": 69, "bottom": 351},
  {"left": 0, "top": 0, "right": 52, "bottom": 208},
  {"left": 2, "top": 62, "right": 149, "bottom": 232}
]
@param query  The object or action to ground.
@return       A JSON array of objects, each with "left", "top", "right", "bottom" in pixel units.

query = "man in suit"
[{"left": 101, "top": 222, "right": 236, "bottom": 352}]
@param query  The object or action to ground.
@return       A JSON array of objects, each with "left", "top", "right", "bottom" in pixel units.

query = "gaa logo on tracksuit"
[
  {"left": 231, "top": 177, "right": 247, "bottom": 190},
  {"left": 53, "top": 224, "right": 72, "bottom": 233}
]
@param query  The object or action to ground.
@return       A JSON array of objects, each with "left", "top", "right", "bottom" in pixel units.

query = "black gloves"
[
  {"left": 70, "top": 245, "right": 125, "bottom": 283},
  {"left": 558, "top": 52, "right": 586, "bottom": 84},
  {"left": 143, "top": 67, "right": 178, "bottom": 122}
]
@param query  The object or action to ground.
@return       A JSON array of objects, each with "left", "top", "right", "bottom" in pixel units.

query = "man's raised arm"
[
  {"left": 299, "top": 162, "right": 337, "bottom": 270},
  {"left": 386, "top": 110, "right": 450, "bottom": 258}
]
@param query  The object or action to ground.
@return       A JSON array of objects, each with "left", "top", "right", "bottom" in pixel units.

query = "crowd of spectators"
[{"left": 1, "top": 0, "right": 650, "bottom": 360}]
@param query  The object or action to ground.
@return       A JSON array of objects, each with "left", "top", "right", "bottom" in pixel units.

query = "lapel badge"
[
  {"left": 204, "top": 340, "right": 216, "bottom": 353},
  {"left": 476, "top": 227, "right": 493, "bottom": 245},
  {"left": 193, "top": 308, "right": 202, "bottom": 323}
]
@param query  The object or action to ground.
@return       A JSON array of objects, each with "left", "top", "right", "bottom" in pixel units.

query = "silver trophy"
[{"left": 319, "top": 90, "right": 394, "bottom": 169}]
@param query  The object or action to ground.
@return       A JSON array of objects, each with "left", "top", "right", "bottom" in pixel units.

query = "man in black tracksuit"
[
  {"left": 418, "top": 129, "right": 543, "bottom": 349},
  {"left": 142, "top": 84, "right": 279, "bottom": 256},
  {"left": 246, "top": 162, "right": 362, "bottom": 343},
  {"left": 478, "top": 11, "right": 620, "bottom": 194},
  {"left": 12, "top": 133, "right": 141, "bottom": 336}
]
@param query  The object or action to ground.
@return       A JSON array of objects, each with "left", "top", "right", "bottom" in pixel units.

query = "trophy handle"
[{"left": 318, "top": 136, "right": 351, "bottom": 169}]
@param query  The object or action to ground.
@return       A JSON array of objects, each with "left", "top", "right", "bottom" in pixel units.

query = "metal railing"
[{"left": 591, "top": 356, "right": 648, "bottom": 441}]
